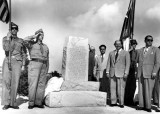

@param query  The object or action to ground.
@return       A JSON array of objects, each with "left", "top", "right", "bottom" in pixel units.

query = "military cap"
[
  {"left": 11, "top": 22, "right": 18, "bottom": 30},
  {"left": 90, "top": 46, "right": 95, "bottom": 50},
  {"left": 130, "top": 39, "right": 137, "bottom": 46},
  {"left": 35, "top": 29, "right": 43, "bottom": 35}
]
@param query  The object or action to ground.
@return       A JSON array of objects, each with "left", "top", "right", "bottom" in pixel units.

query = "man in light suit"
[
  {"left": 136, "top": 35, "right": 160, "bottom": 112},
  {"left": 95, "top": 45, "right": 109, "bottom": 94},
  {"left": 106, "top": 40, "right": 130, "bottom": 108},
  {"left": 152, "top": 46, "right": 160, "bottom": 112}
]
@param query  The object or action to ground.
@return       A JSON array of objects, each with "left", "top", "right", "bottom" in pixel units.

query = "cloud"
[
  {"left": 66, "top": 2, "right": 124, "bottom": 55},
  {"left": 146, "top": 3, "right": 160, "bottom": 20},
  {"left": 67, "top": 2, "right": 123, "bottom": 34}
]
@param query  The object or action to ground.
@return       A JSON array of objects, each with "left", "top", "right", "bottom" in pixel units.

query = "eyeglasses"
[
  {"left": 146, "top": 39, "right": 153, "bottom": 42},
  {"left": 11, "top": 27, "right": 18, "bottom": 30}
]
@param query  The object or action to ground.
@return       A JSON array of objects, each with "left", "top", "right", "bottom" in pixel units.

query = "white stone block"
[{"left": 45, "top": 91, "right": 107, "bottom": 107}]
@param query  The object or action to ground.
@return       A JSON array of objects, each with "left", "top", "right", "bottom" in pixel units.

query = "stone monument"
[
  {"left": 45, "top": 36, "right": 107, "bottom": 107},
  {"left": 63, "top": 36, "right": 88, "bottom": 81}
]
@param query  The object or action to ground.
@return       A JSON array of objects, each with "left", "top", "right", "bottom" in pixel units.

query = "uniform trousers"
[
  {"left": 1, "top": 57, "right": 22, "bottom": 106},
  {"left": 124, "top": 68, "right": 136, "bottom": 105},
  {"left": 28, "top": 61, "right": 47, "bottom": 106}
]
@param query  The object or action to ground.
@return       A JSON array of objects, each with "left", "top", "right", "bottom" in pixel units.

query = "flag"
[
  {"left": 120, "top": 0, "right": 136, "bottom": 51},
  {"left": 0, "top": 0, "right": 10, "bottom": 23}
]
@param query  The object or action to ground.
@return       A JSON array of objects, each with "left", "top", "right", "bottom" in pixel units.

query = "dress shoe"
[
  {"left": 119, "top": 105, "right": 124, "bottom": 108},
  {"left": 11, "top": 106, "right": 19, "bottom": 109},
  {"left": 136, "top": 107, "right": 144, "bottom": 110},
  {"left": 35, "top": 105, "right": 44, "bottom": 108},
  {"left": 156, "top": 109, "right": 160, "bottom": 112},
  {"left": 28, "top": 105, "right": 34, "bottom": 109},
  {"left": 2, "top": 105, "right": 10, "bottom": 110},
  {"left": 153, "top": 103, "right": 158, "bottom": 106},
  {"left": 156, "top": 108, "right": 160, "bottom": 112},
  {"left": 144, "top": 108, "right": 152, "bottom": 112},
  {"left": 110, "top": 104, "right": 117, "bottom": 107}
]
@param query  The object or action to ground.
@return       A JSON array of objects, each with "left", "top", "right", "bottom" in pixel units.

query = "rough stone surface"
[
  {"left": 45, "top": 91, "right": 107, "bottom": 107},
  {"left": 62, "top": 36, "right": 89, "bottom": 81},
  {"left": 61, "top": 81, "right": 100, "bottom": 91}
]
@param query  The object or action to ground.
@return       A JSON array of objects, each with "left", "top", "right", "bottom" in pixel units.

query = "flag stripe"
[
  {"left": 2, "top": 8, "right": 8, "bottom": 21},
  {"left": 0, "top": 1, "right": 5, "bottom": 15},
  {"left": 0, "top": 0, "right": 3, "bottom": 6},
  {"left": 0, "top": 0, "right": 9, "bottom": 23},
  {"left": 0, "top": 6, "right": 6, "bottom": 21}
]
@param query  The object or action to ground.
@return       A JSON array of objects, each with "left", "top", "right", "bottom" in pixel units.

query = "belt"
[
  {"left": 6, "top": 56, "right": 15, "bottom": 58},
  {"left": 31, "top": 58, "right": 47, "bottom": 64}
]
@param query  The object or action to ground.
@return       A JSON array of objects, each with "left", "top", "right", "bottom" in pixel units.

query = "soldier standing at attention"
[
  {"left": 24, "top": 29, "right": 49, "bottom": 109},
  {"left": 124, "top": 39, "right": 138, "bottom": 106},
  {"left": 1, "top": 22, "right": 27, "bottom": 110}
]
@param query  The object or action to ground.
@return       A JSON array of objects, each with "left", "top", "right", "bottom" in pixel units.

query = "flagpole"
[{"left": 8, "top": 0, "right": 11, "bottom": 70}]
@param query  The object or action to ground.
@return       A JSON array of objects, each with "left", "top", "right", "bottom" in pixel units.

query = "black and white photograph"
[{"left": 0, "top": 0, "right": 160, "bottom": 114}]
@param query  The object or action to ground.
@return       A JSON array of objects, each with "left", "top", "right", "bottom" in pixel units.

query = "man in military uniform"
[
  {"left": 124, "top": 39, "right": 138, "bottom": 106},
  {"left": 24, "top": 29, "right": 49, "bottom": 109},
  {"left": 1, "top": 22, "right": 26, "bottom": 110}
]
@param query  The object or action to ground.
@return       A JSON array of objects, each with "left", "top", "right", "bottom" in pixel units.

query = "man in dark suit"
[
  {"left": 124, "top": 39, "right": 138, "bottom": 106},
  {"left": 88, "top": 45, "right": 96, "bottom": 81},
  {"left": 106, "top": 40, "right": 130, "bottom": 108},
  {"left": 136, "top": 35, "right": 160, "bottom": 112}
]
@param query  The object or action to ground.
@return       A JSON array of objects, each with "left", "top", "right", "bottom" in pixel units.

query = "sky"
[{"left": 1, "top": 0, "right": 160, "bottom": 73}]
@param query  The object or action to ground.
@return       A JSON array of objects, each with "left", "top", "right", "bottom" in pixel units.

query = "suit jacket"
[
  {"left": 95, "top": 54, "right": 108, "bottom": 79},
  {"left": 106, "top": 49, "right": 130, "bottom": 78},
  {"left": 137, "top": 46, "right": 160, "bottom": 78}
]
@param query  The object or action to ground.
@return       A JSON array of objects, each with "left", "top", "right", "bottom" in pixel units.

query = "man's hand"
[
  {"left": 123, "top": 73, "right": 127, "bottom": 79},
  {"left": 21, "top": 65, "right": 25, "bottom": 71},
  {"left": 135, "top": 72, "right": 138, "bottom": 80},
  {"left": 151, "top": 73, "right": 156, "bottom": 79},
  {"left": 7, "top": 32, "right": 12, "bottom": 40},
  {"left": 106, "top": 72, "right": 110, "bottom": 78}
]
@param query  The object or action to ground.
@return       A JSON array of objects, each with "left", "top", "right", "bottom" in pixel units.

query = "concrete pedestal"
[
  {"left": 61, "top": 81, "right": 100, "bottom": 91},
  {"left": 45, "top": 91, "right": 107, "bottom": 107}
]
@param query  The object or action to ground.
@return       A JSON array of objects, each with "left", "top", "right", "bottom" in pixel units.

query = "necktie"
[
  {"left": 144, "top": 48, "right": 148, "bottom": 55},
  {"left": 115, "top": 50, "right": 118, "bottom": 61},
  {"left": 40, "top": 43, "right": 44, "bottom": 55},
  {"left": 101, "top": 55, "right": 104, "bottom": 62}
]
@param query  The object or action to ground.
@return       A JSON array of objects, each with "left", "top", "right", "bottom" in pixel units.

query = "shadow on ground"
[{"left": 16, "top": 96, "right": 29, "bottom": 106}]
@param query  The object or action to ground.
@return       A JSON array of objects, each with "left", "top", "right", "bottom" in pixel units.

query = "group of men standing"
[
  {"left": 1, "top": 22, "right": 160, "bottom": 113},
  {"left": 89, "top": 35, "right": 160, "bottom": 112},
  {"left": 1, "top": 22, "right": 49, "bottom": 110}
]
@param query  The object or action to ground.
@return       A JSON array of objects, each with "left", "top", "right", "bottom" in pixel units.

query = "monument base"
[
  {"left": 61, "top": 81, "right": 100, "bottom": 91},
  {"left": 45, "top": 91, "right": 107, "bottom": 107}
]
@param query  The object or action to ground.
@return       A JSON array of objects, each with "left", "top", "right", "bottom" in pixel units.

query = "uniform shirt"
[
  {"left": 24, "top": 38, "right": 49, "bottom": 61},
  {"left": 129, "top": 49, "right": 138, "bottom": 68},
  {"left": 3, "top": 36, "right": 27, "bottom": 65}
]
